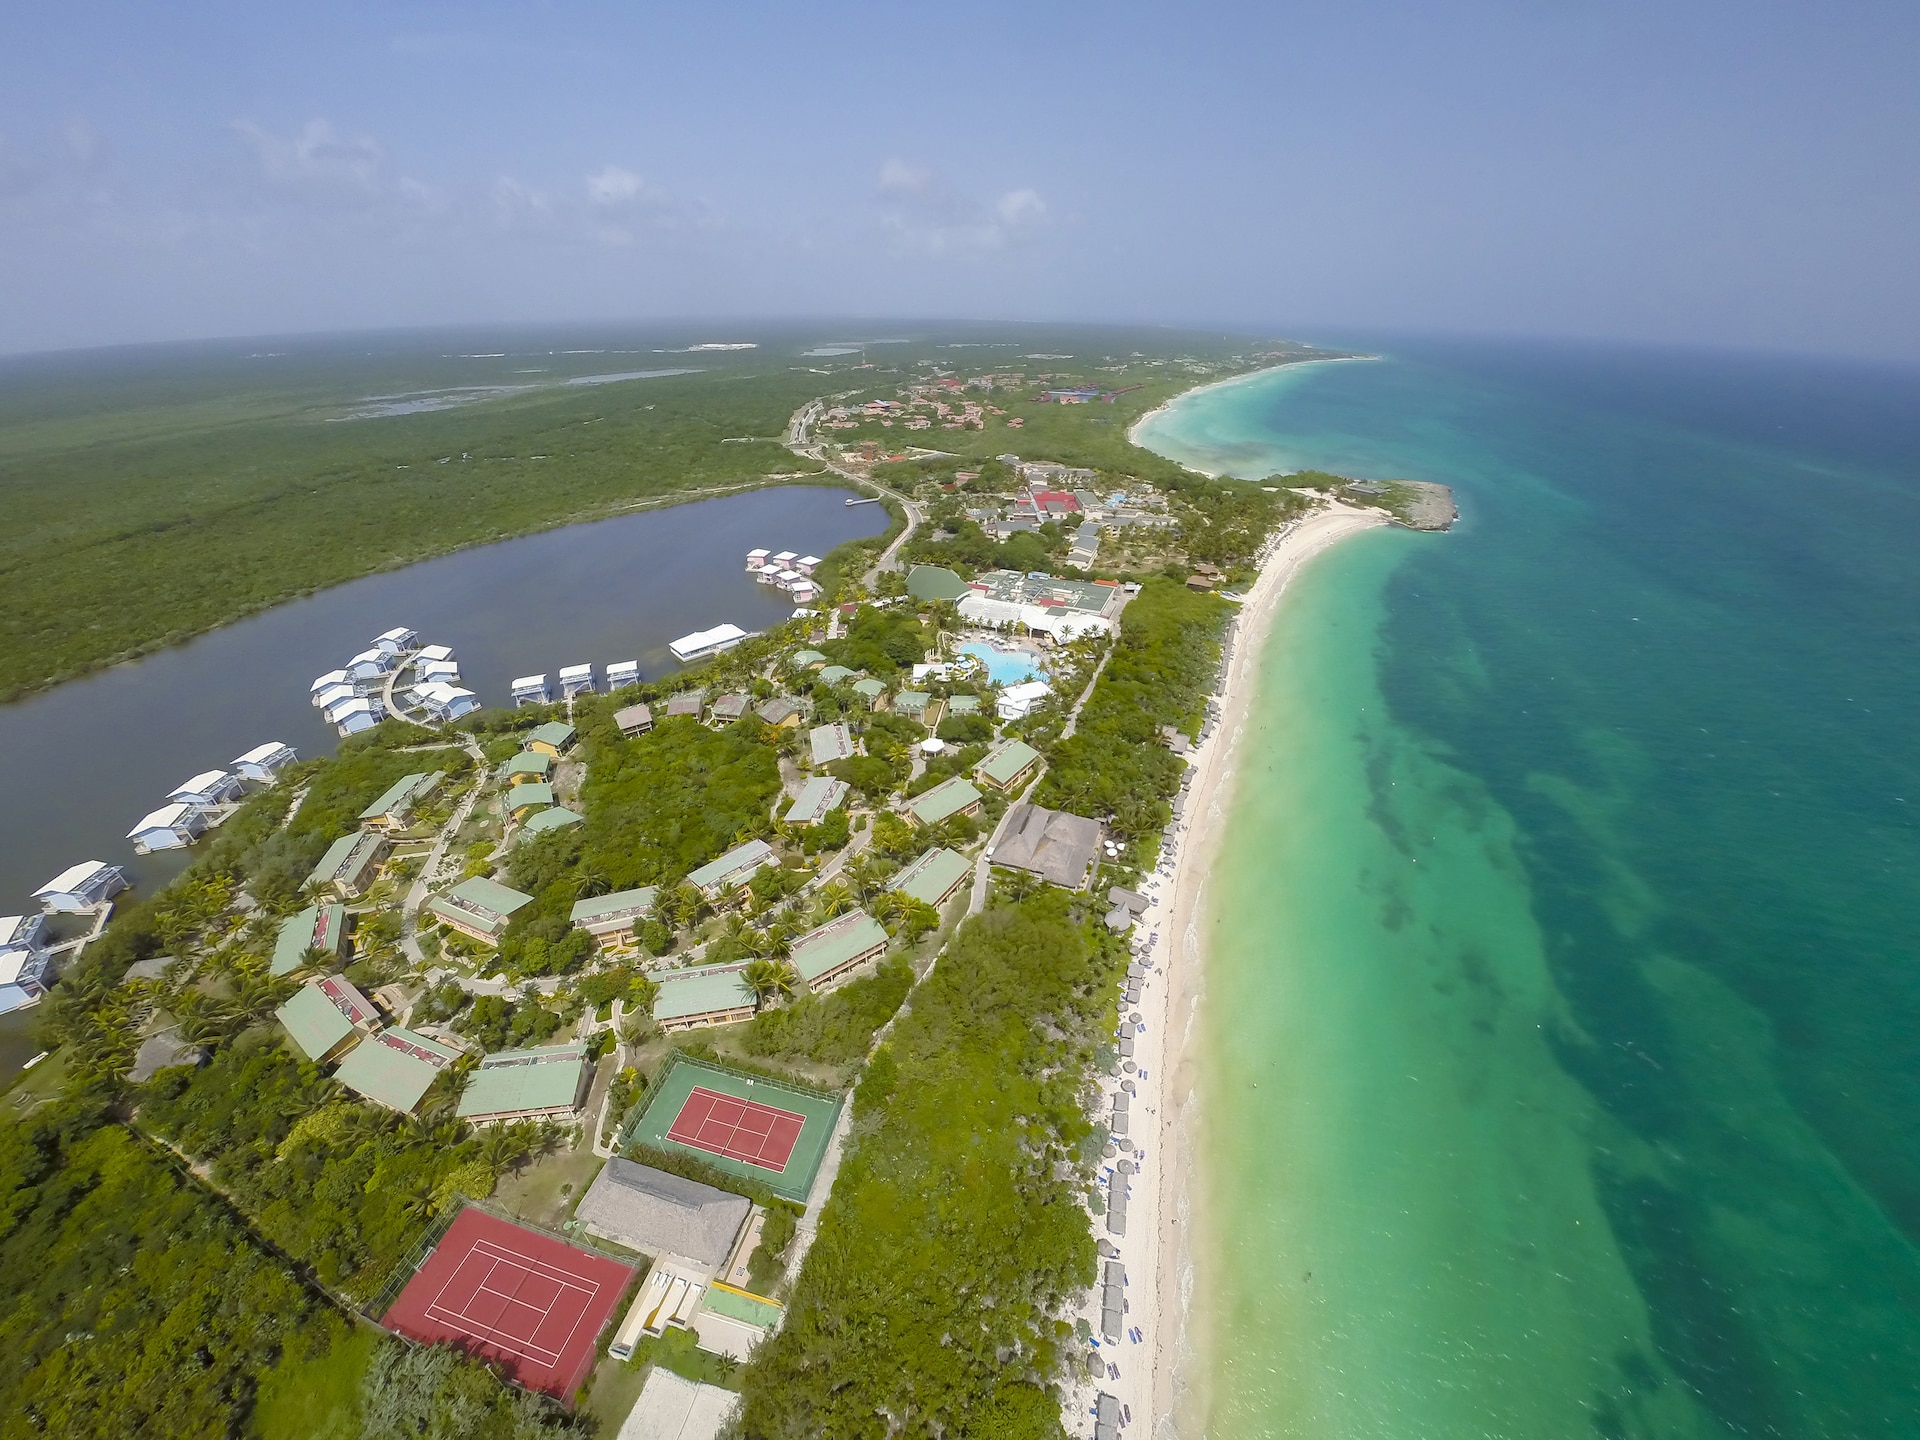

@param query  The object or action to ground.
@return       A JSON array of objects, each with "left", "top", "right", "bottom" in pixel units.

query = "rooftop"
[
  {"left": 686, "top": 838, "right": 776, "bottom": 893},
  {"left": 275, "top": 983, "right": 355, "bottom": 1062},
  {"left": 906, "top": 565, "right": 972, "bottom": 603},
  {"left": 528, "top": 721, "right": 576, "bottom": 750},
  {"left": 575, "top": 1157, "right": 751, "bottom": 1270},
  {"left": 790, "top": 911, "right": 888, "bottom": 986},
  {"left": 992, "top": 803, "right": 1102, "bottom": 889},
  {"left": 521, "top": 806, "right": 584, "bottom": 835},
  {"left": 809, "top": 722, "right": 856, "bottom": 766},
  {"left": 889, "top": 847, "right": 972, "bottom": 908},
  {"left": 977, "top": 738, "right": 1042, "bottom": 787},
  {"left": 906, "top": 776, "right": 983, "bottom": 825},
  {"left": 456, "top": 1043, "right": 589, "bottom": 1119},
  {"left": 335, "top": 1027, "right": 460, "bottom": 1113},
  {"left": 784, "top": 776, "right": 849, "bottom": 826},
  {"left": 648, "top": 965, "right": 755, "bottom": 1021},
  {"left": 270, "top": 903, "right": 345, "bottom": 977},
  {"left": 570, "top": 886, "right": 658, "bottom": 925},
  {"left": 437, "top": 875, "right": 535, "bottom": 921}
]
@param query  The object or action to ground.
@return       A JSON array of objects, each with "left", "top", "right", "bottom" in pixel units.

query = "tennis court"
[
  {"left": 383, "top": 1208, "right": 635, "bottom": 1402},
  {"left": 627, "top": 1057, "right": 841, "bottom": 1203}
]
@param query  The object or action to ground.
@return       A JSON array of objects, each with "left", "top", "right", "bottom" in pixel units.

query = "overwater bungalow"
[
  {"left": 313, "top": 682, "right": 357, "bottom": 714},
  {"left": 419, "top": 659, "right": 460, "bottom": 685},
  {"left": 559, "top": 663, "right": 596, "bottom": 698},
  {"left": 128, "top": 803, "right": 209, "bottom": 852},
  {"left": 346, "top": 648, "right": 392, "bottom": 680},
  {"left": 310, "top": 670, "right": 351, "bottom": 703},
  {"left": 32, "top": 860, "right": 127, "bottom": 914},
  {"left": 796, "top": 555, "right": 822, "bottom": 575},
  {"left": 669, "top": 624, "right": 750, "bottom": 663},
  {"left": 0, "top": 914, "right": 52, "bottom": 1013},
  {"left": 773, "top": 550, "right": 798, "bottom": 566},
  {"left": 415, "top": 681, "right": 479, "bottom": 721},
  {"left": 232, "top": 741, "right": 297, "bottom": 782},
  {"left": 745, "top": 547, "right": 771, "bottom": 571},
  {"left": 168, "top": 770, "right": 244, "bottom": 807},
  {"left": 329, "top": 698, "right": 383, "bottom": 736},
  {"left": 415, "top": 643, "right": 455, "bottom": 665},
  {"left": 372, "top": 626, "right": 419, "bottom": 655},
  {"left": 606, "top": 660, "right": 641, "bottom": 690},
  {"left": 512, "top": 674, "right": 551, "bottom": 707}
]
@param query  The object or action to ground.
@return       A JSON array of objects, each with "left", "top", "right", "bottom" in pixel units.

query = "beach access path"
[{"left": 1069, "top": 504, "right": 1386, "bottom": 1440}]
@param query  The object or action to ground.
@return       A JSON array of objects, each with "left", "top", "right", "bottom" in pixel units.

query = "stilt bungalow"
[
  {"left": 456, "top": 1043, "right": 592, "bottom": 1124},
  {"left": 313, "top": 682, "right": 357, "bottom": 713},
  {"left": 372, "top": 626, "right": 419, "bottom": 655},
  {"left": 419, "top": 659, "right": 461, "bottom": 685},
  {"left": 310, "top": 670, "right": 350, "bottom": 703},
  {"left": 615, "top": 703, "right": 654, "bottom": 737},
  {"left": 346, "top": 648, "right": 392, "bottom": 681},
  {"left": 606, "top": 660, "right": 641, "bottom": 690},
  {"left": 512, "top": 674, "right": 551, "bottom": 707},
  {"left": 0, "top": 915, "right": 52, "bottom": 1012},
  {"left": 669, "top": 624, "right": 750, "bottom": 663},
  {"left": 415, "top": 643, "right": 455, "bottom": 665},
  {"left": 328, "top": 698, "right": 383, "bottom": 736},
  {"left": 168, "top": 770, "right": 245, "bottom": 807},
  {"left": 232, "top": 742, "right": 297, "bottom": 782},
  {"left": 745, "top": 547, "right": 771, "bottom": 571},
  {"left": 32, "top": 860, "right": 126, "bottom": 914},
  {"left": 415, "top": 681, "right": 479, "bottom": 721},
  {"left": 127, "top": 803, "right": 210, "bottom": 852},
  {"left": 425, "top": 876, "right": 534, "bottom": 945},
  {"left": 795, "top": 555, "right": 822, "bottom": 575},
  {"left": 559, "top": 664, "right": 596, "bottom": 698}
]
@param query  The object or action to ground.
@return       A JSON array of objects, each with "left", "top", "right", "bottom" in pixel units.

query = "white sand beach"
[{"left": 1069, "top": 503, "right": 1387, "bottom": 1440}]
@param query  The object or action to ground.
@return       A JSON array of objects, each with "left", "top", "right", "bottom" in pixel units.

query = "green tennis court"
[{"left": 627, "top": 1057, "right": 842, "bottom": 1203}]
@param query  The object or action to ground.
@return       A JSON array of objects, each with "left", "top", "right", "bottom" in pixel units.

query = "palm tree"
[
  {"left": 817, "top": 882, "right": 854, "bottom": 919},
  {"left": 571, "top": 864, "right": 612, "bottom": 901},
  {"left": 742, "top": 958, "right": 800, "bottom": 1009}
]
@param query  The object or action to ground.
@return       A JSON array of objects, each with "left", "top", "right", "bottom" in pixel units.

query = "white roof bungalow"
[
  {"left": 796, "top": 555, "right": 823, "bottom": 574},
  {"left": 415, "top": 643, "right": 455, "bottom": 664},
  {"left": 32, "top": 860, "right": 127, "bottom": 914},
  {"left": 329, "top": 698, "right": 383, "bottom": 737},
  {"left": 0, "top": 914, "right": 52, "bottom": 1012},
  {"left": 419, "top": 659, "right": 460, "bottom": 685},
  {"left": 669, "top": 624, "right": 751, "bottom": 663},
  {"left": 773, "top": 551, "right": 798, "bottom": 565},
  {"left": 996, "top": 679, "right": 1053, "bottom": 721},
  {"left": 372, "top": 626, "right": 419, "bottom": 654},
  {"left": 232, "top": 742, "right": 297, "bottom": 782},
  {"left": 313, "top": 683, "right": 357, "bottom": 714},
  {"left": 310, "top": 670, "right": 350, "bottom": 703},
  {"left": 415, "top": 681, "right": 480, "bottom": 721},
  {"left": 606, "top": 660, "right": 641, "bottom": 690},
  {"left": 512, "top": 674, "right": 550, "bottom": 707},
  {"left": 755, "top": 564, "right": 783, "bottom": 585},
  {"left": 346, "top": 648, "right": 392, "bottom": 680},
  {"left": 128, "top": 802, "right": 210, "bottom": 852},
  {"left": 167, "top": 770, "right": 245, "bottom": 807},
  {"left": 558, "top": 663, "right": 596, "bottom": 698},
  {"left": 745, "top": 547, "right": 771, "bottom": 570}
]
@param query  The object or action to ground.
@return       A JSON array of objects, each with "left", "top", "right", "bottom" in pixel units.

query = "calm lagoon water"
[
  {"left": 0, "top": 485, "right": 884, "bottom": 1074},
  {"left": 1140, "top": 343, "right": 1920, "bottom": 1439}
]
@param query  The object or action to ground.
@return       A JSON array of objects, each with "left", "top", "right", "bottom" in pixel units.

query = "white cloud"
[
  {"left": 878, "top": 159, "right": 934, "bottom": 197},
  {"left": 586, "top": 165, "right": 645, "bottom": 207},
  {"left": 233, "top": 118, "right": 384, "bottom": 193},
  {"left": 875, "top": 160, "right": 1049, "bottom": 255},
  {"left": 491, "top": 176, "right": 553, "bottom": 227}
]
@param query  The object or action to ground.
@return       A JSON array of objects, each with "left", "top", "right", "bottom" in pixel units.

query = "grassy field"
[
  {"left": 247, "top": 1322, "right": 380, "bottom": 1440},
  {"left": 0, "top": 321, "right": 1316, "bottom": 699}
]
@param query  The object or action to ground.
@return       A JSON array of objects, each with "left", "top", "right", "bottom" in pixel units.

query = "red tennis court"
[
  {"left": 665, "top": 1085, "right": 807, "bottom": 1171},
  {"left": 383, "top": 1208, "right": 634, "bottom": 1401}
]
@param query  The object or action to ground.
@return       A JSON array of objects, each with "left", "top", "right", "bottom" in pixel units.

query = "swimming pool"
[{"left": 957, "top": 642, "right": 1045, "bottom": 686}]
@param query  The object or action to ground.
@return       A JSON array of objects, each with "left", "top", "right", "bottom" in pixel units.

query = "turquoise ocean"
[{"left": 1135, "top": 342, "right": 1920, "bottom": 1439}]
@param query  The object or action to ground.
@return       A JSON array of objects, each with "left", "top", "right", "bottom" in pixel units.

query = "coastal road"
[{"left": 784, "top": 398, "right": 923, "bottom": 588}]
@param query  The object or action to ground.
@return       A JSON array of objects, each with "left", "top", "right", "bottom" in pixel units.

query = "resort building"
[
  {"left": 745, "top": 548, "right": 771, "bottom": 571},
  {"left": 276, "top": 976, "right": 377, "bottom": 1065},
  {"left": 232, "top": 741, "right": 297, "bottom": 782},
  {"left": 558, "top": 664, "right": 596, "bottom": 698},
  {"left": 784, "top": 776, "right": 849, "bottom": 826},
  {"left": 1068, "top": 520, "right": 1102, "bottom": 568},
  {"left": 506, "top": 783, "right": 555, "bottom": 819},
  {"left": 991, "top": 803, "right": 1103, "bottom": 890},
  {"left": 310, "top": 670, "right": 351, "bottom": 703},
  {"left": 0, "top": 914, "right": 52, "bottom": 1012},
  {"left": 127, "top": 803, "right": 210, "bottom": 852},
  {"left": 809, "top": 722, "right": 856, "bottom": 766},
  {"left": 526, "top": 721, "right": 576, "bottom": 757},
  {"left": 664, "top": 689, "right": 707, "bottom": 720},
  {"left": 851, "top": 678, "right": 887, "bottom": 706},
  {"left": 359, "top": 771, "right": 444, "bottom": 831},
  {"left": 521, "top": 806, "right": 583, "bottom": 837},
  {"left": 328, "top": 697, "right": 383, "bottom": 737},
  {"left": 790, "top": 650, "right": 827, "bottom": 670},
  {"left": 646, "top": 966, "right": 756, "bottom": 1031},
  {"left": 945, "top": 694, "right": 982, "bottom": 716},
  {"left": 456, "top": 1043, "right": 592, "bottom": 1124},
  {"left": 669, "top": 623, "right": 750, "bottom": 663},
  {"left": 606, "top": 660, "right": 641, "bottom": 690},
  {"left": 790, "top": 910, "right": 889, "bottom": 993},
  {"left": 32, "top": 860, "right": 126, "bottom": 914},
  {"left": 905, "top": 777, "right": 983, "bottom": 827},
  {"left": 336, "top": 1027, "right": 461, "bottom": 1114},
  {"left": 415, "top": 643, "right": 455, "bottom": 666},
  {"left": 686, "top": 839, "right": 776, "bottom": 901},
  {"left": 709, "top": 693, "right": 750, "bottom": 725},
  {"left": 414, "top": 682, "right": 480, "bottom": 721},
  {"left": 957, "top": 570, "right": 1127, "bottom": 640},
  {"left": 995, "top": 680, "right": 1053, "bottom": 721},
  {"left": 372, "top": 626, "right": 419, "bottom": 655},
  {"left": 307, "top": 829, "right": 391, "bottom": 900},
  {"left": 817, "top": 665, "right": 856, "bottom": 687},
  {"left": 426, "top": 876, "right": 534, "bottom": 945},
  {"left": 889, "top": 848, "right": 972, "bottom": 909},
  {"left": 346, "top": 648, "right": 392, "bottom": 681},
  {"left": 796, "top": 555, "right": 822, "bottom": 575},
  {"left": 756, "top": 696, "right": 804, "bottom": 728},
  {"left": 615, "top": 702, "right": 654, "bottom": 737},
  {"left": 893, "top": 690, "right": 932, "bottom": 720},
  {"left": 170, "top": 769, "right": 245, "bottom": 806},
  {"left": 511, "top": 674, "right": 550, "bottom": 707},
  {"left": 570, "top": 887, "right": 658, "bottom": 952},
  {"left": 576, "top": 1158, "right": 750, "bottom": 1277},
  {"left": 504, "top": 752, "right": 552, "bottom": 783},
  {"left": 906, "top": 565, "right": 972, "bottom": 603},
  {"left": 271, "top": 903, "right": 348, "bottom": 977},
  {"left": 976, "top": 738, "right": 1042, "bottom": 792}
]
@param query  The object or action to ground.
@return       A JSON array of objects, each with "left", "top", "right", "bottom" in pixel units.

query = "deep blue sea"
[{"left": 1140, "top": 339, "right": 1920, "bottom": 1438}]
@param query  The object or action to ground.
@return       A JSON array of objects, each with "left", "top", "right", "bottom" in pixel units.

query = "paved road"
[
  {"left": 785, "top": 399, "right": 923, "bottom": 589},
  {"left": 400, "top": 736, "right": 490, "bottom": 965}
]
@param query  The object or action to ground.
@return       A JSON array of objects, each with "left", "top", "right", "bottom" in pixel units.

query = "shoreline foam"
[
  {"left": 1108, "top": 504, "right": 1388, "bottom": 1440},
  {"left": 1126, "top": 356, "right": 1376, "bottom": 466}
]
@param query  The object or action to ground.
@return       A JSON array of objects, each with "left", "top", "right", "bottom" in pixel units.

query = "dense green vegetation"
[
  {"left": 737, "top": 890, "right": 1119, "bottom": 1439},
  {"left": 1036, "top": 579, "right": 1229, "bottom": 841},
  {"left": 740, "top": 957, "right": 914, "bottom": 1071}
]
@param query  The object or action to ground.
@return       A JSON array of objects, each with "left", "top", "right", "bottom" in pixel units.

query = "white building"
[
  {"left": 415, "top": 681, "right": 480, "bottom": 721},
  {"left": 372, "top": 626, "right": 419, "bottom": 655},
  {"left": 329, "top": 698, "right": 383, "bottom": 736},
  {"left": 558, "top": 663, "right": 596, "bottom": 698},
  {"left": 669, "top": 624, "right": 750, "bottom": 663},
  {"left": 996, "top": 680, "right": 1054, "bottom": 721},
  {"left": 606, "top": 660, "right": 641, "bottom": 690},
  {"left": 168, "top": 770, "right": 245, "bottom": 807},
  {"left": 772, "top": 550, "right": 798, "bottom": 566},
  {"left": 312, "top": 684, "right": 357, "bottom": 715},
  {"left": 0, "top": 914, "right": 52, "bottom": 1011},
  {"left": 310, "top": 670, "right": 350, "bottom": 703},
  {"left": 419, "top": 659, "right": 460, "bottom": 685},
  {"left": 346, "top": 648, "right": 391, "bottom": 680},
  {"left": 232, "top": 742, "right": 297, "bottom": 782},
  {"left": 745, "top": 547, "right": 771, "bottom": 571},
  {"left": 796, "top": 555, "right": 822, "bottom": 575},
  {"left": 415, "top": 643, "right": 455, "bottom": 665},
  {"left": 32, "top": 861, "right": 127, "bottom": 914},
  {"left": 512, "top": 674, "right": 550, "bottom": 707},
  {"left": 128, "top": 803, "right": 210, "bottom": 852}
]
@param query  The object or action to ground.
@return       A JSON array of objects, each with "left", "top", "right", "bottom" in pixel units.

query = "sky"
[{"left": 1, "top": 0, "right": 1916, "bottom": 362}]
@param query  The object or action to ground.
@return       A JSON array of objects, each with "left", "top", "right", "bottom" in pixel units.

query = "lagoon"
[{"left": 0, "top": 485, "right": 884, "bottom": 1076}]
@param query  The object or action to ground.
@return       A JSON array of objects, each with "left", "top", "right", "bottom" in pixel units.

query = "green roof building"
[
  {"left": 889, "top": 848, "right": 972, "bottom": 909},
  {"left": 851, "top": 677, "right": 886, "bottom": 703},
  {"left": 647, "top": 966, "right": 756, "bottom": 1031},
  {"left": 906, "top": 776, "right": 983, "bottom": 826},
  {"left": 818, "top": 665, "right": 857, "bottom": 686},
  {"left": 945, "top": 694, "right": 982, "bottom": 715},
  {"left": 336, "top": 1027, "right": 462, "bottom": 1114},
  {"left": 906, "top": 565, "right": 972, "bottom": 603},
  {"left": 687, "top": 839, "right": 776, "bottom": 899},
  {"left": 570, "top": 886, "right": 658, "bottom": 946},
  {"left": 504, "top": 751, "right": 552, "bottom": 782},
  {"left": 271, "top": 903, "right": 347, "bottom": 977},
  {"left": 526, "top": 721, "right": 577, "bottom": 757},
  {"left": 785, "top": 776, "right": 849, "bottom": 826},
  {"left": 893, "top": 690, "right": 932, "bottom": 717},
  {"left": 976, "top": 738, "right": 1042, "bottom": 791},
  {"left": 275, "top": 979, "right": 369, "bottom": 1063},
  {"left": 506, "top": 782, "right": 554, "bottom": 817},
  {"left": 790, "top": 650, "right": 827, "bottom": 669},
  {"left": 307, "top": 829, "right": 390, "bottom": 899},
  {"left": 810, "top": 722, "right": 856, "bottom": 766},
  {"left": 426, "top": 875, "right": 535, "bottom": 944},
  {"left": 456, "top": 1043, "right": 592, "bottom": 1123},
  {"left": 358, "top": 771, "right": 444, "bottom": 830},
  {"left": 521, "top": 806, "right": 584, "bottom": 836},
  {"left": 790, "top": 911, "right": 889, "bottom": 992}
]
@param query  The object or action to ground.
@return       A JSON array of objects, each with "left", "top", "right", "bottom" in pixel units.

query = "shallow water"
[{"left": 1144, "top": 342, "right": 1920, "bottom": 1439}]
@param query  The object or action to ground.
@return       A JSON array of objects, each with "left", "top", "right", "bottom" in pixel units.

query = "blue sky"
[{"left": 1, "top": 0, "right": 1915, "bottom": 359}]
